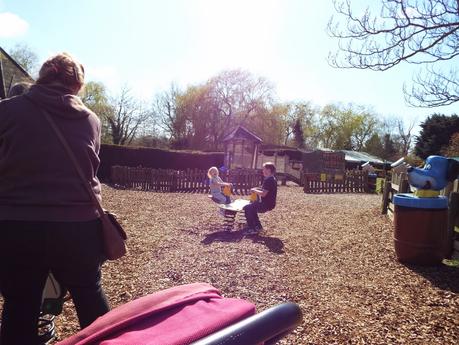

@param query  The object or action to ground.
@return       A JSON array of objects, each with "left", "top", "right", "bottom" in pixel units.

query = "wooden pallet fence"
[
  {"left": 381, "top": 172, "right": 410, "bottom": 218},
  {"left": 302, "top": 170, "right": 369, "bottom": 194},
  {"left": 226, "top": 169, "right": 264, "bottom": 195},
  {"left": 110, "top": 166, "right": 263, "bottom": 194}
]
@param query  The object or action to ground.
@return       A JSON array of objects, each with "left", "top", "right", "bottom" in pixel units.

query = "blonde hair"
[
  {"left": 207, "top": 167, "right": 219, "bottom": 179},
  {"left": 36, "top": 52, "right": 85, "bottom": 93}
]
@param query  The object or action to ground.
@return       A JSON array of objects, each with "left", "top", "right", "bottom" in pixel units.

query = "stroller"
[
  {"left": 3, "top": 279, "right": 302, "bottom": 344},
  {"left": 56, "top": 282, "right": 302, "bottom": 345}
]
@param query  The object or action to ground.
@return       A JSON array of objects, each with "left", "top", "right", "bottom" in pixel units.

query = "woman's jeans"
[{"left": 0, "top": 219, "right": 110, "bottom": 345}]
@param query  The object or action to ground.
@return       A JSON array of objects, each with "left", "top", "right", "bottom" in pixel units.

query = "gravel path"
[{"left": 2, "top": 184, "right": 458, "bottom": 344}]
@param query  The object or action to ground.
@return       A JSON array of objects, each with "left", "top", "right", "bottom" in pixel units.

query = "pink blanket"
[{"left": 58, "top": 283, "right": 255, "bottom": 345}]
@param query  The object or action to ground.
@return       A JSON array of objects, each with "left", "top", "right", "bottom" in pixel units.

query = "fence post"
[
  {"left": 381, "top": 179, "right": 391, "bottom": 214},
  {"left": 363, "top": 171, "right": 369, "bottom": 193},
  {"left": 171, "top": 171, "right": 176, "bottom": 192},
  {"left": 110, "top": 166, "right": 116, "bottom": 185},
  {"left": 399, "top": 173, "right": 409, "bottom": 193},
  {"left": 303, "top": 174, "right": 308, "bottom": 193},
  {"left": 447, "top": 192, "right": 459, "bottom": 258}
]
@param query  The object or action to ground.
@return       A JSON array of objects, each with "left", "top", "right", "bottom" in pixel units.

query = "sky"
[{"left": 1, "top": 0, "right": 458, "bottom": 133}]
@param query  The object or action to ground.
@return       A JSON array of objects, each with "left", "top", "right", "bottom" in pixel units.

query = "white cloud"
[{"left": 0, "top": 12, "right": 29, "bottom": 38}]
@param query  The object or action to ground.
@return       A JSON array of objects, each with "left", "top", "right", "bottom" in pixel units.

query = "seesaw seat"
[{"left": 209, "top": 198, "right": 250, "bottom": 231}]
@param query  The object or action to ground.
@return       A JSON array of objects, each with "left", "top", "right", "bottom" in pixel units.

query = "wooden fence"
[
  {"left": 110, "top": 166, "right": 263, "bottom": 195},
  {"left": 381, "top": 172, "right": 411, "bottom": 219},
  {"left": 302, "top": 170, "right": 369, "bottom": 194},
  {"left": 448, "top": 189, "right": 459, "bottom": 260}
]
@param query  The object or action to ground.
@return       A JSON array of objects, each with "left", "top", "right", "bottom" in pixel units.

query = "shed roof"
[
  {"left": 0, "top": 46, "right": 34, "bottom": 99},
  {"left": 223, "top": 125, "right": 263, "bottom": 143},
  {"left": 340, "top": 150, "right": 388, "bottom": 164},
  {"left": 260, "top": 144, "right": 306, "bottom": 161}
]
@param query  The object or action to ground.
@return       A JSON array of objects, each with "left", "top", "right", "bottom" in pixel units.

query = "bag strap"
[{"left": 30, "top": 98, "right": 105, "bottom": 218}]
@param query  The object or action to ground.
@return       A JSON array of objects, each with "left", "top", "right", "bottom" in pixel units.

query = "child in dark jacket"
[{"left": 243, "top": 162, "right": 277, "bottom": 234}]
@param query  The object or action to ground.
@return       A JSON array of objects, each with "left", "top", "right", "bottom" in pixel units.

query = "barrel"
[{"left": 393, "top": 194, "right": 449, "bottom": 265}]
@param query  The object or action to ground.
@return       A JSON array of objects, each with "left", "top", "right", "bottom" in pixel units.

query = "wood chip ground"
[{"left": 1, "top": 184, "right": 458, "bottom": 344}]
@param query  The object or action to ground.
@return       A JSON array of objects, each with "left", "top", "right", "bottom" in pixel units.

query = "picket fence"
[
  {"left": 110, "top": 166, "right": 263, "bottom": 195},
  {"left": 302, "top": 170, "right": 369, "bottom": 194}
]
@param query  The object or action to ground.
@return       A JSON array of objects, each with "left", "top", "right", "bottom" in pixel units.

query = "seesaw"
[
  {"left": 209, "top": 186, "right": 258, "bottom": 231},
  {"left": 218, "top": 199, "right": 250, "bottom": 231},
  {"left": 206, "top": 197, "right": 250, "bottom": 231}
]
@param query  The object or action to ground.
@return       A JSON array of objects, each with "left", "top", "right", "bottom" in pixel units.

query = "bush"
[{"left": 98, "top": 144, "right": 224, "bottom": 180}]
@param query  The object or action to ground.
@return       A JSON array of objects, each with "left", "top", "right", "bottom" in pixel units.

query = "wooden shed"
[
  {"left": 223, "top": 126, "right": 262, "bottom": 170},
  {"left": 302, "top": 150, "right": 346, "bottom": 173},
  {"left": 256, "top": 145, "right": 304, "bottom": 183},
  {"left": 0, "top": 46, "right": 34, "bottom": 99}
]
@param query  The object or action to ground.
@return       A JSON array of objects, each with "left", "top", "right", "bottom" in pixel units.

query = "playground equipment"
[
  {"left": 0, "top": 273, "right": 67, "bottom": 344},
  {"left": 218, "top": 199, "right": 251, "bottom": 231},
  {"left": 392, "top": 156, "right": 459, "bottom": 265},
  {"left": 406, "top": 155, "right": 459, "bottom": 192},
  {"left": 209, "top": 185, "right": 251, "bottom": 231},
  {"left": 223, "top": 184, "right": 232, "bottom": 197}
]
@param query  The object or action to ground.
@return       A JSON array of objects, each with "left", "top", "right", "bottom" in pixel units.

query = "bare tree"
[
  {"left": 107, "top": 86, "right": 151, "bottom": 145},
  {"left": 328, "top": 0, "right": 459, "bottom": 107},
  {"left": 395, "top": 118, "right": 416, "bottom": 155},
  {"left": 152, "top": 84, "right": 187, "bottom": 143},
  {"left": 379, "top": 116, "right": 416, "bottom": 156},
  {"left": 208, "top": 69, "right": 275, "bottom": 128},
  {"left": 406, "top": 64, "right": 459, "bottom": 106}
]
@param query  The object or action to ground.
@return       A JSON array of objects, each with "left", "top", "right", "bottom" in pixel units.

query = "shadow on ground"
[
  {"left": 201, "top": 227, "right": 285, "bottom": 254},
  {"left": 405, "top": 264, "right": 459, "bottom": 293}
]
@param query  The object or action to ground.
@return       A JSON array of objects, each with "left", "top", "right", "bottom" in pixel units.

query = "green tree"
[
  {"left": 246, "top": 104, "right": 285, "bottom": 146},
  {"left": 328, "top": 0, "right": 459, "bottom": 107},
  {"left": 162, "top": 70, "right": 277, "bottom": 150},
  {"left": 364, "top": 133, "right": 384, "bottom": 158},
  {"left": 131, "top": 134, "right": 170, "bottom": 149},
  {"left": 292, "top": 118, "right": 305, "bottom": 148},
  {"left": 415, "top": 114, "right": 459, "bottom": 159},
  {"left": 80, "top": 81, "right": 113, "bottom": 144},
  {"left": 442, "top": 132, "right": 459, "bottom": 157},
  {"left": 8, "top": 43, "right": 38, "bottom": 76},
  {"left": 176, "top": 84, "right": 217, "bottom": 150},
  {"left": 83, "top": 83, "right": 152, "bottom": 145},
  {"left": 317, "top": 103, "right": 378, "bottom": 150},
  {"left": 350, "top": 109, "right": 378, "bottom": 151},
  {"left": 280, "top": 101, "right": 318, "bottom": 148},
  {"left": 382, "top": 134, "right": 399, "bottom": 161}
]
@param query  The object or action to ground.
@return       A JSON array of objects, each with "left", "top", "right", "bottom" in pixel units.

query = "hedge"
[{"left": 98, "top": 144, "right": 224, "bottom": 180}]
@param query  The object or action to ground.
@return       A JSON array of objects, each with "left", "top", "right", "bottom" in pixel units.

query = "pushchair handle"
[{"left": 191, "top": 302, "right": 302, "bottom": 345}]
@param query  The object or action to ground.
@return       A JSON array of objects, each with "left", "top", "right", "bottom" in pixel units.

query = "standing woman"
[{"left": 0, "top": 53, "right": 110, "bottom": 344}]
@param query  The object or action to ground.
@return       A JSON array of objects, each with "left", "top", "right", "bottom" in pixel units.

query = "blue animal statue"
[{"left": 407, "top": 155, "right": 459, "bottom": 191}]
